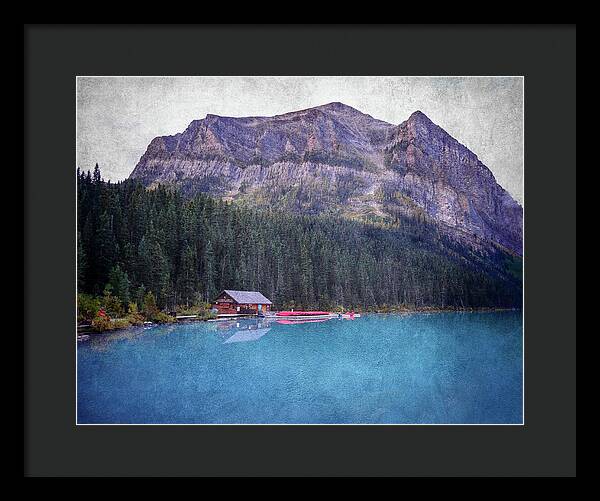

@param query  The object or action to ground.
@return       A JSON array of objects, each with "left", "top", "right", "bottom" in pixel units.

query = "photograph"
[{"left": 76, "top": 76, "right": 524, "bottom": 425}]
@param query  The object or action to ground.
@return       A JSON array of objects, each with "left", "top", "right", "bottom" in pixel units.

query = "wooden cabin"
[{"left": 213, "top": 290, "right": 273, "bottom": 315}]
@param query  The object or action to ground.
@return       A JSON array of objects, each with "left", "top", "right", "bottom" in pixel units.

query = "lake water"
[{"left": 77, "top": 312, "right": 523, "bottom": 424}]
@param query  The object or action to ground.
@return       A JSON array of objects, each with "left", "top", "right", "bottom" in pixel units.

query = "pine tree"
[
  {"left": 134, "top": 284, "right": 147, "bottom": 309},
  {"left": 299, "top": 240, "right": 314, "bottom": 308},
  {"left": 95, "top": 211, "right": 117, "bottom": 291},
  {"left": 93, "top": 163, "right": 102, "bottom": 184},
  {"left": 202, "top": 240, "right": 216, "bottom": 303},
  {"left": 142, "top": 291, "right": 159, "bottom": 318},
  {"left": 177, "top": 244, "right": 197, "bottom": 305},
  {"left": 107, "top": 264, "right": 130, "bottom": 307},
  {"left": 77, "top": 231, "right": 87, "bottom": 291}
]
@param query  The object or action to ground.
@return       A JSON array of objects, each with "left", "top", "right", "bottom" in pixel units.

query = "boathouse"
[{"left": 212, "top": 290, "right": 273, "bottom": 315}]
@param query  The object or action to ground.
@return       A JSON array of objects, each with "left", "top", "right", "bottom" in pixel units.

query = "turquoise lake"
[{"left": 77, "top": 311, "right": 523, "bottom": 424}]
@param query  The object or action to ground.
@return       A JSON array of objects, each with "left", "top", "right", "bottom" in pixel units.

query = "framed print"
[
  {"left": 24, "top": 24, "right": 576, "bottom": 477},
  {"left": 75, "top": 75, "right": 524, "bottom": 426}
]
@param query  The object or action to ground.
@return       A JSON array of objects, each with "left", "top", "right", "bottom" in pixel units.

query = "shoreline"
[
  {"left": 77, "top": 307, "right": 520, "bottom": 338},
  {"left": 369, "top": 306, "right": 520, "bottom": 314}
]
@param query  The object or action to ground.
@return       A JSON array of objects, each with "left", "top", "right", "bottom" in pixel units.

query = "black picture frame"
[{"left": 24, "top": 24, "right": 576, "bottom": 477}]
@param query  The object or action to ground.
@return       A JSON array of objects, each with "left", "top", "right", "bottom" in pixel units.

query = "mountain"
[{"left": 129, "top": 102, "right": 522, "bottom": 255}]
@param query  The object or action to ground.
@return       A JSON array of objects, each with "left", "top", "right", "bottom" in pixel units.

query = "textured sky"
[{"left": 77, "top": 76, "right": 523, "bottom": 204}]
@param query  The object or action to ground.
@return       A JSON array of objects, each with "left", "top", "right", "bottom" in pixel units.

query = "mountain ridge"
[{"left": 129, "top": 102, "right": 522, "bottom": 255}]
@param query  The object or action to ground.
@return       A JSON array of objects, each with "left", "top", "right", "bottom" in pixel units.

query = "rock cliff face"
[{"left": 129, "top": 102, "right": 522, "bottom": 254}]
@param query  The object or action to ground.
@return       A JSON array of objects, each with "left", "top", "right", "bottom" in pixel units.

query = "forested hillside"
[{"left": 77, "top": 166, "right": 522, "bottom": 312}]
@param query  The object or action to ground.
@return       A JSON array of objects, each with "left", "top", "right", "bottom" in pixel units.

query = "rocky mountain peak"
[
  {"left": 129, "top": 103, "right": 522, "bottom": 255},
  {"left": 401, "top": 109, "right": 445, "bottom": 137},
  {"left": 315, "top": 101, "right": 369, "bottom": 115},
  {"left": 407, "top": 109, "right": 432, "bottom": 123}
]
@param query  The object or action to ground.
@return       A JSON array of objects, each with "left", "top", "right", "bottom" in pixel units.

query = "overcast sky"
[{"left": 77, "top": 76, "right": 523, "bottom": 204}]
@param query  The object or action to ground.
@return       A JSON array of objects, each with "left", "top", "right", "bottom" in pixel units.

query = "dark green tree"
[
  {"left": 107, "top": 264, "right": 130, "bottom": 307},
  {"left": 77, "top": 231, "right": 87, "bottom": 291}
]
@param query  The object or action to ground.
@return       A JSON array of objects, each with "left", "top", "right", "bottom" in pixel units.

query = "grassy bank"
[{"left": 77, "top": 292, "right": 216, "bottom": 334}]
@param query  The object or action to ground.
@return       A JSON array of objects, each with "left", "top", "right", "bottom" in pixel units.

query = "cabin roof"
[{"left": 222, "top": 290, "right": 273, "bottom": 305}]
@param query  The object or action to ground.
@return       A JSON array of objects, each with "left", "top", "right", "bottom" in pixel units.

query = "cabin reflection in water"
[
  {"left": 223, "top": 328, "right": 271, "bottom": 344},
  {"left": 220, "top": 318, "right": 272, "bottom": 344}
]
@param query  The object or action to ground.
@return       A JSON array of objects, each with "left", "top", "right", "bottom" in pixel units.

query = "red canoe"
[
  {"left": 276, "top": 318, "right": 330, "bottom": 325},
  {"left": 275, "top": 311, "right": 331, "bottom": 317}
]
